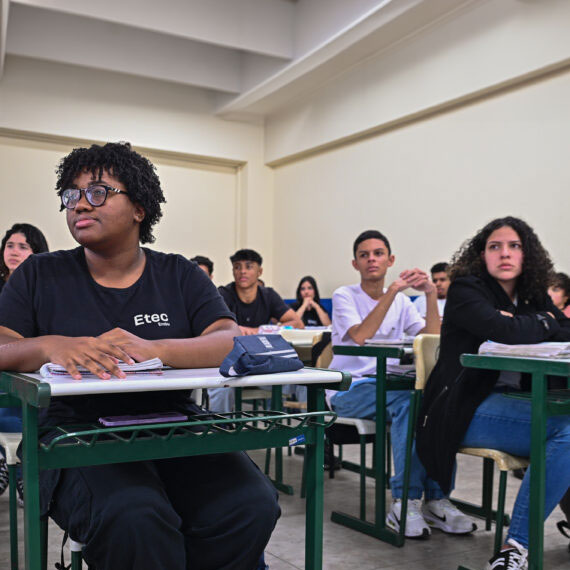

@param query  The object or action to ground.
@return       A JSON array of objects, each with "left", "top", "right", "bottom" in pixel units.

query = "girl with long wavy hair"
[{"left": 416, "top": 216, "right": 570, "bottom": 570}]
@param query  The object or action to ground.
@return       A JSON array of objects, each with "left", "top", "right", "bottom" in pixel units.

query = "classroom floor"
[{"left": 0, "top": 447, "right": 568, "bottom": 569}]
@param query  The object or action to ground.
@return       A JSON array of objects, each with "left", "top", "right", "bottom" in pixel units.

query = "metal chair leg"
[
  {"left": 359, "top": 435, "right": 367, "bottom": 520},
  {"left": 7, "top": 464, "right": 18, "bottom": 570},
  {"left": 494, "top": 470, "right": 508, "bottom": 555}
]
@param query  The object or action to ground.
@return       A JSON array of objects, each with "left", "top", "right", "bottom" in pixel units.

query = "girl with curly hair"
[
  {"left": 0, "top": 142, "right": 278, "bottom": 570},
  {"left": 416, "top": 216, "right": 570, "bottom": 570}
]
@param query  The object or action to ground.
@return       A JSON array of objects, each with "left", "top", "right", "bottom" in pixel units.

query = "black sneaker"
[
  {"left": 0, "top": 457, "right": 8, "bottom": 496},
  {"left": 16, "top": 478, "right": 24, "bottom": 508},
  {"left": 485, "top": 539, "right": 528, "bottom": 570},
  {"left": 556, "top": 520, "right": 570, "bottom": 553}
]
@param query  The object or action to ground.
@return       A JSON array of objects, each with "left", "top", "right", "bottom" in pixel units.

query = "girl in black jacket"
[{"left": 416, "top": 217, "right": 570, "bottom": 570}]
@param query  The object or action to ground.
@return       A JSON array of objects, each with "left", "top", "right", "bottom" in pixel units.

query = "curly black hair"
[
  {"left": 0, "top": 223, "right": 49, "bottom": 281},
  {"left": 449, "top": 216, "right": 554, "bottom": 304},
  {"left": 55, "top": 142, "right": 165, "bottom": 244}
]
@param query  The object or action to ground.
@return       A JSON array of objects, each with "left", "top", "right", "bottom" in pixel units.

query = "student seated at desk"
[
  {"left": 0, "top": 142, "right": 279, "bottom": 570},
  {"left": 328, "top": 230, "right": 475, "bottom": 538},
  {"left": 210, "top": 249, "right": 303, "bottom": 412},
  {"left": 416, "top": 217, "right": 570, "bottom": 570},
  {"left": 412, "top": 262, "right": 449, "bottom": 320},
  {"left": 291, "top": 275, "right": 331, "bottom": 327},
  {"left": 191, "top": 254, "right": 214, "bottom": 280},
  {"left": 0, "top": 222, "right": 49, "bottom": 503},
  {"left": 548, "top": 271, "right": 570, "bottom": 318}
]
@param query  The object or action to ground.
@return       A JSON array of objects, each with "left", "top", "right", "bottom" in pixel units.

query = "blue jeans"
[
  {"left": 0, "top": 407, "right": 22, "bottom": 433},
  {"left": 462, "top": 392, "right": 570, "bottom": 548},
  {"left": 331, "top": 381, "right": 447, "bottom": 500}
]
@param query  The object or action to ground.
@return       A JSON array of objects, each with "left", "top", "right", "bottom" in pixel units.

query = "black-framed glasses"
[{"left": 61, "top": 184, "right": 128, "bottom": 209}]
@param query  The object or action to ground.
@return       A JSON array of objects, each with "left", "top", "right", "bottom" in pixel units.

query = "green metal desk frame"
[
  {"left": 1, "top": 369, "right": 351, "bottom": 570},
  {"left": 329, "top": 345, "right": 417, "bottom": 547},
  {"left": 459, "top": 354, "right": 570, "bottom": 570}
]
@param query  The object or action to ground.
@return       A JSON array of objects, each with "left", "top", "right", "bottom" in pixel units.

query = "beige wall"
[{"left": 271, "top": 68, "right": 570, "bottom": 298}]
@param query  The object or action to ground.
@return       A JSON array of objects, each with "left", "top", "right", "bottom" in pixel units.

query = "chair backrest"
[
  {"left": 412, "top": 334, "right": 440, "bottom": 390},
  {"left": 315, "top": 342, "right": 333, "bottom": 369}
]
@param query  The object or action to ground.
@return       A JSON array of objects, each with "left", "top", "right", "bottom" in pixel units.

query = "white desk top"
[{"left": 25, "top": 367, "right": 345, "bottom": 397}]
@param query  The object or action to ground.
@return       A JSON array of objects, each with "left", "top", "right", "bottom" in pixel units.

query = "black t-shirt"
[
  {"left": 218, "top": 282, "right": 290, "bottom": 327},
  {"left": 290, "top": 300, "right": 328, "bottom": 327},
  {"left": 0, "top": 247, "right": 235, "bottom": 425}
]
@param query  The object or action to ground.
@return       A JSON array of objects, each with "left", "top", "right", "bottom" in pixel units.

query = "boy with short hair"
[
  {"left": 190, "top": 255, "right": 214, "bottom": 279},
  {"left": 328, "top": 230, "right": 475, "bottom": 538},
  {"left": 218, "top": 249, "right": 303, "bottom": 335},
  {"left": 210, "top": 249, "right": 303, "bottom": 412}
]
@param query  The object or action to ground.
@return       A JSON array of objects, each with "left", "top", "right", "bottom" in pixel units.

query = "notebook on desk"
[
  {"left": 364, "top": 337, "right": 414, "bottom": 347},
  {"left": 39, "top": 357, "right": 164, "bottom": 378}
]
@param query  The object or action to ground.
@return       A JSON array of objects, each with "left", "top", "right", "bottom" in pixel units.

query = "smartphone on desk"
[{"left": 98, "top": 411, "right": 188, "bottom": 427}]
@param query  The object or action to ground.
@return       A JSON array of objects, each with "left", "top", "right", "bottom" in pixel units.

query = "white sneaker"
[
  {"left": 386, "top": 499, "right": 431, "bottom": 539},
  {"left": 422, "top": 498, "right": 477, "bottom": 534},
  {"left": 485, "top": 538, "right": 528, "bottom": 570}
]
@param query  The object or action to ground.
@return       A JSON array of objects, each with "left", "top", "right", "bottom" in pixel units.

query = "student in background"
[
  {"left": 548, "top": 271, "right": 570, "bottom": 318},
  {"left": 416, "top": 217, "right": 570, "bottom": 570},
  {"left": 0, "top": 223, "right": 49, "bottom": 293},
  {"left": 190, "top": 255, "right": 214, "bottom": 280},
  {"left": 0, "top": 222, "right": 49, "bottom": 502},
  {"left": 210, "top": 249, "right": 303, "bottom": 412},
  {"left": 218, "top": 249, "right": 303, "bottom": 335},
  {"left": 0, "top": 143, "right": 279, "bottom": 570},
  {"left": 291, "top": 275, "right": 331, "bottom": 326},
  {"left": 413, "top": 262, "right": 449, "bottom": 319},
  {"left": 328, "top": 230, "right": 475, "bottom": 538}
]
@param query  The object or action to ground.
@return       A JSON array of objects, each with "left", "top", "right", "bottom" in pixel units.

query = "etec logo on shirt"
[{"left": 133, "top": 313, "right": 170, "bottom": 327}]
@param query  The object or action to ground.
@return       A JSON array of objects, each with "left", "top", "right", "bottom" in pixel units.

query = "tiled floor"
[{"left": 1, "top": 447, "right": 568, "bottom": 569}]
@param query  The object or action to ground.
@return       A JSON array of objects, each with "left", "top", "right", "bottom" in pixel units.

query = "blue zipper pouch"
[{"left": 220, "top": 334, "right": 304, "bottom": 377}]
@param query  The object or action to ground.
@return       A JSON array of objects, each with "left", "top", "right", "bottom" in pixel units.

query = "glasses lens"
[
  {"left": 62, "top": 188, "right": 80, "bottom": 209},
  {"left": 86, "top": 185, "right": 108, "bottom": 206}
]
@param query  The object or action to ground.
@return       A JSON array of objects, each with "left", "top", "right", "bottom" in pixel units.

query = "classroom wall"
[
  {"left": 0, "top": 55, "right": 274, "bottom": 285},
  {"left": 268, "top": 0, "right": 570, "bottom": 298}
]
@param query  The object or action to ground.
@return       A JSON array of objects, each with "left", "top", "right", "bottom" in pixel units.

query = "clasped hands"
[
  {"left": 44, "top": 328, "right": 156, "bottom": 380},
  {"left": 389, "top": 268, "right": 436, "bottom": 295}
]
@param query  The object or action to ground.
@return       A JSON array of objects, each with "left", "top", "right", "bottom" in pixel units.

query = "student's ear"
[
  {"left": 351, "top": 259, "right": 358, "bottom": 271},
  {"left": 133, "top": 204, "right": 145, "bottom": 223},
  {"left": 387, "top": 254, "right": 395, "bottom": 267},
  {"left": 258, "top": 266, "right": 263, "bottom": 278}
]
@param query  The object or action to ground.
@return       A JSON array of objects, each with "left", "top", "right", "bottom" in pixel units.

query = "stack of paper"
[
  {"left": 478, "top": 341, "right": 570, "bottom": 359},
  {"left": 40, "top": 357, "right": 163, "bottom": 378}
]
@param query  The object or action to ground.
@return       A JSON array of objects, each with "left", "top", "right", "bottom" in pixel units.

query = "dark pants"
[{"left": 47, "top": 452, "right": 280, "bottom": 570}]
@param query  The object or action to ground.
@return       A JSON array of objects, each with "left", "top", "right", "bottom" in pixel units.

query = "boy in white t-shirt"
[{"left": 328, "top": 230, "right": 475, "bottom": 539}]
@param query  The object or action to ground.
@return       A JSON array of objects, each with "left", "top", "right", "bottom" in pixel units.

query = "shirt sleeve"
[
  {"left": 446, "top": 277, "right": 565, "bottom": 343},
  {"left": 331, "top": 288, "right": 363, "bottom": 342},
  {"left": 402, "top": 295, "right": 425, "bottom": 336},
  {"left": 0, "top": 257, "right": 38, "bottom": 337},
  {"left": 412, "top": 295, "right": 427, "bottom": 318},
  {"left": 266, "top": 288, "right": 291, "bottom": 321},
  {"left": 184, "top": 266, "right": 236, "bottom": 336}
]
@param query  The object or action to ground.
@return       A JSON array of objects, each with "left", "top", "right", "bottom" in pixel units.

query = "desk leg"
[
  {"left": 269, "top": 386, "right": 294, "bottom": 495},
  {"left": 330, "top": 357, "right": 404, "bottom": 546},
  {"left": 528, "top": 373, "right": 546, "bottom": 570},
  {"left": 305, "top": 386, "right": 324, "bottom": 570},
  {"left": 22, "top": 402, "right": 41, "bottom": 570}
]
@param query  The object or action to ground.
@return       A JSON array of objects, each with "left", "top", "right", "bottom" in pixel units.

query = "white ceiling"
[{"left": 0, "top": 0, "right": 474, "bottom": 121}]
